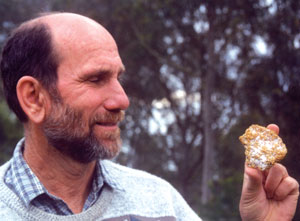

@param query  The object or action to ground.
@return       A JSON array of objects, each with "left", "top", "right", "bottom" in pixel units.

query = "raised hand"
[{"left": 239, "top": 124, "right": 299, "bottom": 221}]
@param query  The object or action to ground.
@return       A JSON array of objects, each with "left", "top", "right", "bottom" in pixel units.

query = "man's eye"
[
  {"left": 89, "top": 78, "right": 99, "bottom": 83},
  {"left": 89, "top": 76, "right": 104, "bottom": 83}
]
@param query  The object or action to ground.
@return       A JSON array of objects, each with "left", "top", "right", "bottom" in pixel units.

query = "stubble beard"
[{"left": 42, "top": 100, "right": 124, "bottom": 164}]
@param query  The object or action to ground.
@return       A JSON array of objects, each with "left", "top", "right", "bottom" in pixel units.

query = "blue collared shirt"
[{"left": 4, "top": 138, "right": 105, "bottom": 215}]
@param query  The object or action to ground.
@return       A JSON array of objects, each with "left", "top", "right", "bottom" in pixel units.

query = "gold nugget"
[{"left": 239, "top": 124, "right": 287, "bottom": 171}]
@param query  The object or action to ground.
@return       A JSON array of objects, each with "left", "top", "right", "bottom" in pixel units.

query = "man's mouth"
[
  {"left": 93, "top": 111, "right": 124, "bottom": 130},
  {"left": 95, "top": 122, "right": 119, "bottom": 129}
]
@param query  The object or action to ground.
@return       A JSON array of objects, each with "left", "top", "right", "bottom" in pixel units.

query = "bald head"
[
  {"left": 39, "top": 13, "right": 115, "bottom": 50},
  {"left": 23, "top": 12, "right": 117, "bottom": 64},
  {"left": 45, "top": 13, "right": 118, "bottom": 65},
  {"left": 0, "top": 12, "right": 118, "bottom": 122}
]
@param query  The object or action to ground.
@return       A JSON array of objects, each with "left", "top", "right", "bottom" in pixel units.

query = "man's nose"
[{"left": 104, "top": 80, "right": 130, "bottom": 111}]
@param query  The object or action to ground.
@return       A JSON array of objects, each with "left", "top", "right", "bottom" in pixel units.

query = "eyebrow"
[{"left": 81, "top": 65, "right": 126, "bottom": 80}]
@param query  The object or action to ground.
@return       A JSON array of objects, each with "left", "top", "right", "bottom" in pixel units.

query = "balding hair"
[{"left": 0, "top": 18, "right": 60, "bottom": 122}]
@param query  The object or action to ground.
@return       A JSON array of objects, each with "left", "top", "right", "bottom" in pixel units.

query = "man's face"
[
  {"left": 43, "top": 94, "right": 125, "bottom": 163},
  {"left": 42, "top": 18, "right": 130, "bottom": 163}
]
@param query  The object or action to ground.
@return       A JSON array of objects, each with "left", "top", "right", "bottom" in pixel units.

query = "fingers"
[
  {"left": 267, "top": 124, "right": 279, "bottom": 135},
  {"left": 273, "top": 176, "right": 299, "bottom": 201},
  {"left": 264, "top": 164, "right": 299, "bottom": 201},
  {"left": 264, "top": 164, "right": 288, "bottom": 198}
]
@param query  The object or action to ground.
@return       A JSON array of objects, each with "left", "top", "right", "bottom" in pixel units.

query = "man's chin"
[
  {"left": 93, "top": 126, "right": 121, "bottom": 139},
  {"left": 98, "top": 138, "right": 122, "bottom": 159},
  {"left": 47, "top": 136, "right": 121, "bottom": 163}
]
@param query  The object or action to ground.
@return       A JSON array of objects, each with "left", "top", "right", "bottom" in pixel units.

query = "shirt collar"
[
  {"left": 5, "top": 138, "right": 111, "bottom": 208},
  {"left": 5, "top": 138, "right": 45, "bottom": 207},
  {"left": 99, "top": 160, "right": 126, "bottom": 191}
]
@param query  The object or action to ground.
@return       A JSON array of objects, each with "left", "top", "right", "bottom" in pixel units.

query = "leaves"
[{"left": 0, "top": 0, "right": 300, "bottom": 219}]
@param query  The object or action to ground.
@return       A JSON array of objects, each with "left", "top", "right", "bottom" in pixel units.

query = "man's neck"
[{"left": 23, "top": 129, "right": 96, "bottom": 214}]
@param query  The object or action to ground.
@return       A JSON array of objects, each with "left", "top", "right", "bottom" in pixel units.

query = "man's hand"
[{"left": 239, "top": 124, "right": 299, "bottom": 221}]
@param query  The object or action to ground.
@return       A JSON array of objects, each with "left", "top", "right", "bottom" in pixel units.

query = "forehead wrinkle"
[{"left": 84, "top": 63, "right": 125, "bottom": 78}]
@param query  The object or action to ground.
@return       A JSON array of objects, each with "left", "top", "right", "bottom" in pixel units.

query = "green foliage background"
[{"left": 0, "top": 0, "right": 300, "bottom": 220}]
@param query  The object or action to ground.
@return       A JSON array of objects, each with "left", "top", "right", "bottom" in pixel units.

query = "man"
[{"left": 0, "top": 12, "right": 298, "bottom": 220}]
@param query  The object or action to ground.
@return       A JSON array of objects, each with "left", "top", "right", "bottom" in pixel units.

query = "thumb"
[
  {"left": 241, "top": 165, "right": 264, "bottom": 200},
  {"left": 240, "top": 164, "right": 267, "bottom": 220}
]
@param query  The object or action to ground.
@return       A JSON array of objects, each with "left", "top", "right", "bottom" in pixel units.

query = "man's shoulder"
[
  {"left": 0, "top": 160, "right": 11, "bottom": 183},
  {"left": 0, "top": 161, "right": 24, "bottom": 220},
  {"left": 100, "top": 160, "right": 202, "bottom": 220},
  {"left": 101, "top": 160, "right": 160, "bottom": 176},
  {"left": 0, "top": 160, "right": 11, "bottom": 172},
  {"left": 0, "top": 200, "right": 22, "bottom": 220},
  {"left": 100, "top": 160, "right": 172, "bottom": 189}
]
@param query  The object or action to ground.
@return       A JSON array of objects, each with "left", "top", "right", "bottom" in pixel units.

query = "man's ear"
[{"left": 16, "top": 76, "right": 48, "bottom": 124}]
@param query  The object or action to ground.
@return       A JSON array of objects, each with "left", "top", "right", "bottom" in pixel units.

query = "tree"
[{"left": 0, "top": 0, "right": 299, "bottom": 220}]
